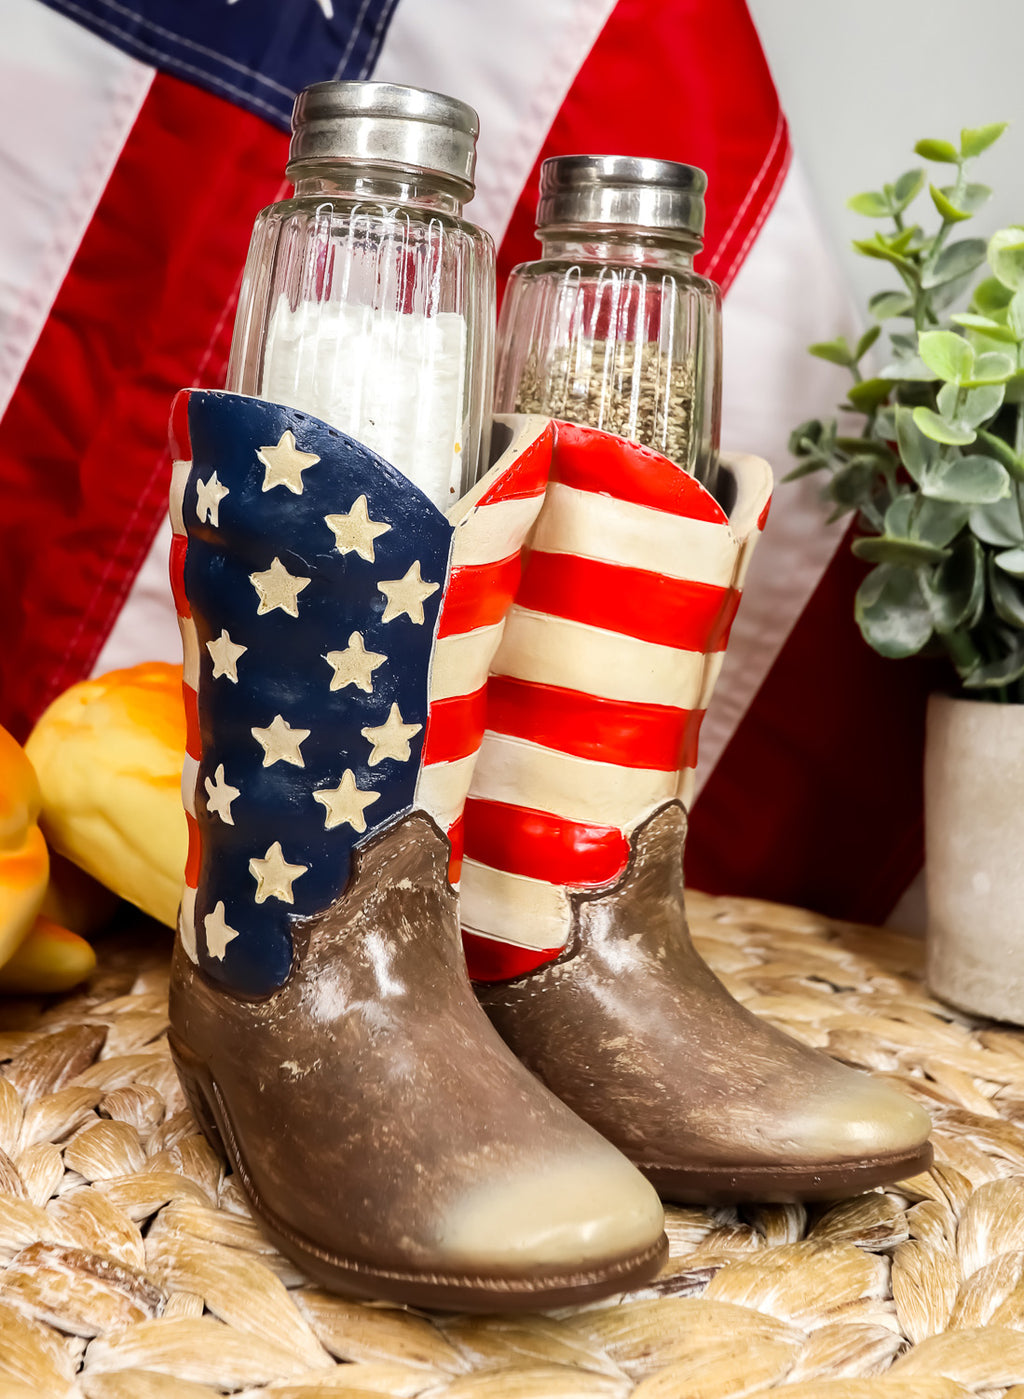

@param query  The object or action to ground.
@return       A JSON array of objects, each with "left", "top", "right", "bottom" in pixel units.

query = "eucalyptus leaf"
[
  {"left": 852, "top": 535, "right": 950, "bottom": 566},
  {"left": 1009, "top": 289, "right": 1024, "bottom": 340},
  {"left": 912, "top": 498, "right": 969, "bottom": 548},
  {"left": 896, "top": 405, "right": 940, "bottom": 481},
  {"left": 808, "top": 338, "right": 855, "bottom": 367},
  {"left": 963, "top": 351, "right": 1015, "bottom": 386},
  {"left": 845, "top": 378, "right": 893, "bottom": 413},
  {"left": 884, "top": 495, "right": 914, "bottom": 538},
  {"left": 976, "top": 430, "right": 1024, "bottom": 477},
  {"left": 931, "top": 270, "right": 982, "bottom": 313},
  {"left": 995, "top": 546, "right": 1024, "bottom": 577},
  {"left": 920, "top": 453, "right": 1009, "bottom": 503},
  {"left": 936, "top": 382, "right": 960, "bottom": 421},
  {"left": 870, "top": 290, "right": 914, "bottom": 321},
  {"left": 1004, "top": 370, "right": 1024, "bottom": 405},
  {"left": 969, "top": 495, "right": 1024, "bottom": 546},
  {"left": 921, "top": 238, "right": 987, "bottom": 289},
  {"left": 959, "top": 383, "right": 1005, "bottom": 428},
  {"left": 962, "top": 639, "right": 1024, "bottom": 689},
  {"left": 855, "top": 325, "right": 882, "bottom": 360},
  {"left": 973, "top": 276, "right": 1014, "bottom": 315},
  {"left": 918, "top": 330, "right": 974, "bottom": 383},
  {"left": 892, "top": 168, "right": 926, "bottom": 209},
  {"left": 960, "top": 123, "right": 1008, "bottom": 159},
  {"left": 855, "top": 564, "right": 934, "bottom": 658},
  {"left": 853, "top": 236, "right": 916, "bottom": 273},
  {"left": 912, "top": 406, "right": 976, "bottom": 446},
  {"left": 930, "top": 184, "right": 973, "bottom": 223},
  {"left": 915, "top": 138, "right": 960, "bottom": 164},
  {"left": 989, "top": 227, "right": 1024, "bottom": 290},
  {"left": 923, "top": 536, "right": 985, "bottom": 633},
  {"left": 937, "top": 183, "right": 992, "bottom": 215},
  {"left": 879, "top": 356, "right": 940, "bottom": 382},
  {"left": 834, "top": 435, "right": 896, "bottom": 461},
  {"left": 989, "top": 561, "right": 1024, "bottom": 629},
  {"left": 847, "top": 190, "right": 892, "bottom": 217},
  {"left": 952, "top": 312, "right": 1018, "bottom": 343},
  {"left": 829, "top": 459, "right": 880, "bottom": 511}
]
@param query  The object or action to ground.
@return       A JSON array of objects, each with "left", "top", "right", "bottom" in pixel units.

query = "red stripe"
[
  {"left": 185, "top": 811, "right": 201, "bottom": 887},
  {"left": 169, "top": 390, "right": 192, "bottom": 462},
  {"left": 463, "top": 798, "right": 630, "bottom": 887},
  {"left": 463, "top": 929, "right": 566, "bottom": 983},
  {"left": 487, "top": 675, "right": 699, "bottom": 771},
  {"left": 169, "top": 534, "right": 190, "bottom": 621},
  {"left": 437, "top": 556, "right": 522, "bottom": 638},
  {"left": 551, "top": 422, "right": 726, "bottom": 523},
  {"left": 496, "top": 0, "right": 787, "bottom": 304},
  {"left": 447, "top": 815, "right": 464, "bottom": 885},
  {"left": 517, "top": 552, "right": 740, "bottom": 652},
  {"left": 0, "top": 79, "right": 288, "bottom": 740},
  {"left": 476, "top": 421, "right": 553, "bottom": 504},
  {"left": 422, "top": 687, "right": 488, "bottom": 765},
  {"left": 757, "top": 498, "right": 772, "bottom": 532},
  {"left": 183, "top": 683, "right": 201, "bottom": 762}
]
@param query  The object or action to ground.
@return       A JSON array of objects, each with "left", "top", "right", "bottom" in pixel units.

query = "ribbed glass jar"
[
  {"left": 495, "top": 157, "right": 721, "bottom": 493},
  {"left": 226, "top": 84, "right": 495, "bottom": 510}
]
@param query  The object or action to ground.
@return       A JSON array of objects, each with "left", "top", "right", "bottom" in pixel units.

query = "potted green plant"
[{"left": 789, "top": 122, "right": 1024, "bottom": 1021}]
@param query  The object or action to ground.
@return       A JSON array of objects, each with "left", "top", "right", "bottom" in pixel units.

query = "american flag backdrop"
[{"left": 0, "top": 0, "right": 936, "bottom": 925}]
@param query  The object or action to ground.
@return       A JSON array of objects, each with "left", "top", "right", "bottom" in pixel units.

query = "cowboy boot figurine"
[
  {"left": 167, "top": 393, "right": 666, "bottom": 1308},
  {"left": 461, "top": 422, "right": 933, "bottom": 1202}
]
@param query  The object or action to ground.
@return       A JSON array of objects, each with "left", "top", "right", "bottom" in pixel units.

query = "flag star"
[
  {"left": 378, "top": 560, "right": 440, "bottom": 625},
  {"left": 206, "top": 628, "right": 247, "bottom": 682},
  {"left": 251, "top": 714, "right": 311, "bottom": 768},
  {"left": 257, "top": 430, "right": 320, "bottom": 495},
  {"left": 204, "top": 764, "right": 240, "bottom": 824},
  {"left": 195, "top": 472, "right": 229, "bottom": 527},
  {"left": 324, "top": 495, "right": 391, "bottom": 562},
  {"left": 204, "top": 901, "right": 239, "bottom": 960},
  {"left": 249, "top": 841, "right": 308, "bottom": 905},
  {"left": 250, "top": 556, "right": 311, "bottom": 617},
  {"left": 314, "top": 769, "right": 381, "bottom": 832},
  {"left": 361, "top": 703, "right": 422, "bottom": 767},
  {"left": 325, "top": 631, "right": 387, "bottom": 694}
]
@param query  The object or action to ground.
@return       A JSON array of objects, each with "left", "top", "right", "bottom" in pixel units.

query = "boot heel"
[{"left": 168, "top": 1033, "right": 227, "bottom": 1161}]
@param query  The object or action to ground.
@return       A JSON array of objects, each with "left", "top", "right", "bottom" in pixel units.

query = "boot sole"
[
  {"left": 169, "top": 1032, "right": 668, "bottom": 1311},
  {"left": 637, "top": 1141, "right": 934, "bottom": 1205}
]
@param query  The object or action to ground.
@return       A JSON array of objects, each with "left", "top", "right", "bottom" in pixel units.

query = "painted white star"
[
  {"left": 249, "top": 841, "right": 308, "bottom": 905},
  {"left": 325, "top": 632, "right": 387, "bottom": 694},
  {"left": 377, "top": 560, "right": 440, "bottom": 625},
  {"left": 257, "top": 430, "right": 320, "bottom": 495},
  {"left": 361, "top": 704, "right": 422, "bottom": 767},
  {"left": 249, "top": 556, "right": 311, "bottom": 617},
  {"left": 195, "top": 472, "right": 229, "bottom": 527},
  {"left": 324, "top": 495, "right": 391, "bottom": 562},
  {"left": 204, "top": 764, "right": 240, "bottom": 825},
  {"left": 206, "top": 628, "right": 247, "bottom": 683},
  {"left": 251, "top": 714, "right": 311, "bottom": 768},
  {"left": 204, "top": 901, "right": 239, "bottom": 960},
  {"left": 314, "top": 769, "right": 380, "bottom": 832}
]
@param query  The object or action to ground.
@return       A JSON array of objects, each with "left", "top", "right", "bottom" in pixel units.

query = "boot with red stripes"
[
  {"left": 461, "top": 422, "right": 932, "bottom": 1203},
  {"left": 166, "top": 393, "right": 666, "bottom": 1307}
]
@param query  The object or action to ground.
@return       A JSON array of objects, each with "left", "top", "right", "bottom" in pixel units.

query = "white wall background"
[{"left": 748, "top": 0, "right": 1024, "bottom": 318}]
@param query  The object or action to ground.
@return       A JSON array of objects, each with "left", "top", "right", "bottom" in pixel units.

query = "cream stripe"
[
  {"left": 182, "top": 754, "right": 199, "bottom": 820},
  {"left": 450, "top": 496, "right": 543, "bottom": 569},
  {"left": 415, "top": 753, "right": 477, "bottom": 832},
  {"left": 493, "top": 608, "right": 706, "bottom": 709},
  {"left": 532, "top": 482, "right": 738, "bottom": 586},
  {"left": 180, "top": 619, "right": 200, "bottom": 691},
  {"left": 169, "top": 459, "right": 191, "bottom": 534},
  {"left": 677, "top": 767, "right": 697, "bottom": 811},
  {"left": 460, "top": 859, "right": 571, "bottom": 951},
  {"left": 470, "top": 733, "right": 676, "bottom": 830},
  {"left": 178, "top": 886, "right": 197, "bottom": 964},
  {"left": 429, "top": 622, "right": 504, "bottom": 701}
]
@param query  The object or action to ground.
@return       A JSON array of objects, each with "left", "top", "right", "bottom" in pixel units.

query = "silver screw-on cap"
[
  {"left": 536, "top": 155, "right": 706, "bottom": 240},
  {"left": 288, "top": 81, "right": 479, "bottom": 195}
]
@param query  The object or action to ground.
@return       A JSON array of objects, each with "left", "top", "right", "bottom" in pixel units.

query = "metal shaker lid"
[
  {"left": 536, "top": 155, "right": 707, "bottom": 239},
  {"left": 288, "top": 81, "right": 479, "bottom": 195}
]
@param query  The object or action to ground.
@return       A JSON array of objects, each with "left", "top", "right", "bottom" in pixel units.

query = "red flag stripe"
[
  {"left": 486, "top": 675, "right": 703, "bottom": 772},
  {"left": 447, "top": 814, "right": 464, "bottom": 885},
  {"left": 463, "top": 797, "right": 630, "bottom": 887},
  {"left": 185, "top": 810, "right": 201, "bottom": 887},
  {"left": 183, "top": 681, "right": 201, "bottom": 763},
  {"left": 516, "top": 552, "right": 741, "bottom": 653},
  {"left": 422, "top": 686, "right": 489, "bottom": 766},
  {"left": 548, "top": 422, "right": 728, "bottom": 522},
  {"left": 169, "top": 533, "right": 190, "bottom": 620},
  {"left": 436, "top": 556, "right": 523, "bottom": 638},
  {"left": 462, "top": 929, "right": 564, "bottom": 981},
  {"left": 470, "top": 423, "right": 552, "bottom": 505}
]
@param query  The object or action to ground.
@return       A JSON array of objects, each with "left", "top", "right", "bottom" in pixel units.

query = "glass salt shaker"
[
  {"left": 227, "top": 81, "right": 495, "bottom": 510},
  {"left": 496, "top": 155, "right": 721, "bottom": 495}
]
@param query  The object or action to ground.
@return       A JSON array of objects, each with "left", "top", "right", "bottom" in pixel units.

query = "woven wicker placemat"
[{"left": 0, "top": 893, "right": 1022, "bottom": 1399}]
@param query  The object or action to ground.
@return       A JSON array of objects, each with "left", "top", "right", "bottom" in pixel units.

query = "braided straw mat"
[{"left": 1, "top": 894, "right": 1023, "bottom": 1399}]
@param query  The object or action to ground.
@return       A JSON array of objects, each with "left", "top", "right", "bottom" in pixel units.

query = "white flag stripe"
[
  {"left": 428, "top": 622, "right": 505, "bottom": 702},
  {"left": 180, "top": 612, "right": 200, "bottom": 691},
  {"left": 530, "top": 482, "right": 740, "bottom": 587},
  {"left": 696, "top": 652, "right": 726, "bottom": 713},
  {"left": 460, "top": 858, "right": 572, "bottom": 950},
  {"left": 0, "top": 0, "right": 153, "bottom": 421},
  {"left": 677, "top": 766, "right": 697, "bottom": 809},
  {"left": 372, "top": 0, "right": 617, "bottom": 246},
  {"left": 178, "top": 885, "right": 197, "bottom": 963},
  {"left": 169, "top": 460, "right": 192, "bottom": 534},
  {"left": 470, "top": 732, "right": 677, "bottom": 829},
  {"left": 182, "top": 753, "right": 199, "bottom": 819},
  {"left": 450, "top": 495, "right": 545, "bottom": 569},
  {"left": 493, "top": 607, "right": 708, "bottom": 709},
  {"left": 415, "top": 752, "right": 477, "bottom": 831}
]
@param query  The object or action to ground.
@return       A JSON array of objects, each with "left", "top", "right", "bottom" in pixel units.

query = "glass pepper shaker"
[
  {"left": 226, "top": 81, "right": 495, "bottom": 510},
  {"left": 496, "top": 155, "right": 721, "bottom": 496}
]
